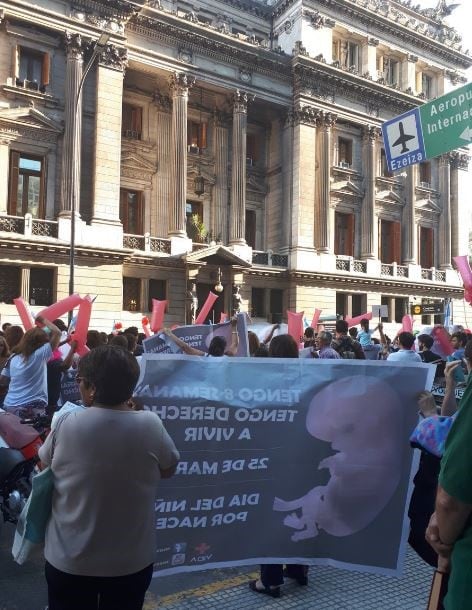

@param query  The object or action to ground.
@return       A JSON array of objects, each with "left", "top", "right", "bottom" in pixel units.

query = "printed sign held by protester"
[{"left": 134, "top": 357, "right": 433, "bottom": 578}]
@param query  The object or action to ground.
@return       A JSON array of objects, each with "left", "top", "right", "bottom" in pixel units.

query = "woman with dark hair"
[
  {"left": 249, "top": 334, "right": 309, "bottom": 598},
  {"left": 4, "top": 324, "right": 24, "bottom": 352},
  {"left": 0, "top": 317, "right": 61, "bottom": 418},
  {"left": 38, "top": 345, "right": 180, "bottom": 610}
]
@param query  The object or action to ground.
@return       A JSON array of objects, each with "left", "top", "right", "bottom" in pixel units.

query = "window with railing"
[
  {"left": 379, "top": 219, "right": 401, "bottom": 264},
  {"left": 337, "top": 137, "right": 353, "bottom": 168},
  {"left": 334, "top": 212, "right": 354, "bottom": 256},
  {"left": 120, "top": 189, "right": 143, "bottom": 235},
  {"left": 15, "top": 46, "right": 50, "bottom": 93},
  {"left": 8, "top": 152, "right": 46, "bottom": 218},
  {"left": 123, "top": 277, "right": 141, "bottom": 311},
  {"left": 122, "top": 104, "right": 142, "bottom": 140},
  {"left": 333, "top": 40, "right": 360, "bottom": 71},
  {"left": 419, "top": 226, "right": 434, "bottom": 269},
  {"left": 419, "top": 162, "right": 431, "bottom": 188},
  {"left": 29, "top": 267, "right": 54, "bottom": 306},
  {"left": 187, "top": 120, "right": 207, "bottom": 153}
]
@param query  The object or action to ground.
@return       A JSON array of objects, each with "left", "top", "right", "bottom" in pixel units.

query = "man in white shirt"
[{"left": 387, "top": 332, "right": 422, "bottom": 362}]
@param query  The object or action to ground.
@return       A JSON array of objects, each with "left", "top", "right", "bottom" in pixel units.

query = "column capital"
[
  {"left": 292, "top": 106, "right": 321, "bottom": 126},
  {"left": 170, "top": 72, "right": 195, "bottom": 96},
  {"left": 232, "top": 90, "right": 254, "bottom": 114},
  {"left": 439, "top": 153, "right": 452, "bottom": 167},
  {"left": 64, "top": 32, "right": 86, "bottom": 60},
  {"left": 98, "top": 44, "right": 128, "bottom": 72},
  {"left": 153, "top": 90, "right": 172, "bottom": 112},
  {"left": 407, "top": 54, "right": 418, "bottom": 63},
  {"left": 319, "top": 111, "right": 337, "bottom": 129},
  {"left": 368, "top": 37, "right": 379, "bottom": 46},
  {"left": 362, "top": 125, "right": 381, "bottom": 142}
]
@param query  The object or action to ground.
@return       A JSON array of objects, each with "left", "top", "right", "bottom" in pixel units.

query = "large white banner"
[{"left": 134, "top": 357, "right": 434, "bottom": 577}]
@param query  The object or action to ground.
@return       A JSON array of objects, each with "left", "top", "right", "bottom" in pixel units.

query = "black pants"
[
  {"left": 45, "top": 561, "right": 153, "bottom": 610},
  {"left": 260, "top": 564, "right": 309, "bottom": 587}
]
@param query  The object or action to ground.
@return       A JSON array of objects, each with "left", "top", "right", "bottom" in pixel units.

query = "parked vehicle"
[{"left": 0, "top": 410, "right": 49, "bottom": 526}]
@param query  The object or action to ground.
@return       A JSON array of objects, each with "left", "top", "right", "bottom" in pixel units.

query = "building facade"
[{"left": 0, "top": 0, "right": 470, "bottom": 330}]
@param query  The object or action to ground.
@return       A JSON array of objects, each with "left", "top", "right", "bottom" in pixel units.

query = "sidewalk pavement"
[{"left": 148, "top": 548, "right": 433, "bottom": 610}]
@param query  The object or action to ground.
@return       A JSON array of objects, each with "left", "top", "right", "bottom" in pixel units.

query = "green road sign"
[
  {"left": 382, "top": 82, "right": 471, "bottom": 172},
  {"left": 420, "top": 82, "right": 472, "bottom": 159}
]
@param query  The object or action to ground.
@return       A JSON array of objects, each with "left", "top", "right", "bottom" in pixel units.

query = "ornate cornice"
[
  {"left": 98, "top": 44, "right": 128, "bottom": 72},
  {"left": 128, "top": 13, "right": 291, "bottom": 81},
  {"left": 71, "top": 0, "right": 144, "bottom": 21},
  {"left": 293, "top": 58, "right": 419, "bottom": 115},
  {"left": 272, "top": 0, "right": 471, "bottom": 69}
]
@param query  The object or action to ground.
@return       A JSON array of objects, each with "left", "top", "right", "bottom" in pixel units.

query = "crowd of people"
[{"left": 0, "top": 312, "right": 471, "bottom": 609}]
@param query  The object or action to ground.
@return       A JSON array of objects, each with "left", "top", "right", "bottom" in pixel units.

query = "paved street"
[{"left": 1, "top": 521, "right": 434, "bottom": 610}]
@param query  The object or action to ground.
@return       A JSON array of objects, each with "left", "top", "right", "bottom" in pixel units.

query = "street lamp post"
[{"left": 68, "top": 33, "right": 111, "bottom": 303}]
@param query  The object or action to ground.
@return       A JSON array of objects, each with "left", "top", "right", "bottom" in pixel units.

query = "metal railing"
[
  {"left": 32, "top": 219, "right": 58, "bottom": 238},
  {"left": 0, "top": 215, "right": 24, "bottom": 233},
  {"left": 150, "top": 237, "right": 171, "bottom": 253}
]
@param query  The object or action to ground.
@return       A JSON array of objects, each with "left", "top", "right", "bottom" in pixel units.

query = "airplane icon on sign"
[{"left": 392, "top": 121, "right": 416, "bottom": 154}]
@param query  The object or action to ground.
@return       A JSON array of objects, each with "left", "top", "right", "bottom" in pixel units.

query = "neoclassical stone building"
[{"left": 0, "top": 0, "right": 470, "bottom": 329}]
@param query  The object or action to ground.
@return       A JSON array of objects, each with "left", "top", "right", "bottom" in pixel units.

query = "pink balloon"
[
  {"left": 287, "top": 310, "right": 304, "bottom": 343},
  {"left": 74, "top": 296, "right": 92, "bottom": 356},
  {"left": 150, "top": 299, "right": 167, "bottom": 332},
  {"left": 345, "top": 312, "right": 373, "bottom": 327},
  {"left": 432, "top": 326, "right": 454, "bottom": 356},
  {"left": 401, "top": 315, "right": 413, "bottom": 334},
  {"left": 13, "top": 297, "right": 35, "bottom": 330},
  {"left": 311, "top": 309, "right": 322, "bottom": 329},
  {"left": 453, "top": 255, "right": 472, "bottom": 290},
  {"left": 195, "top": 292, "right": 219, "bottom": 325},
  {"left": 38, "top": 294, "right": 82, "bottom": 322}
]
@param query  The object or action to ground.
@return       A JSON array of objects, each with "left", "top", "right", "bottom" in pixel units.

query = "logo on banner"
[{"left": 190, "top": 542, "right": 212, "bottom": 563}]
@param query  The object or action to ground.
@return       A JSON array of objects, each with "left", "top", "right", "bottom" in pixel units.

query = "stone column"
[
  {"left": 402, "top": 165, "right": 417, "bottom": 264},
  {"left": 402, "top": 54, "right": 418, "bottom": 94},
  {"left": 281, "top": 113, "right": 293, "bottom": 251},
  {"left": 92, "top": 44, "right": 127, "bottom": 228},
  {"left": 154, "top": 92, "right": 172, "bottom": 237},
  {"left": 290, "top": 107, "right": 319, "bottom": 255},
  {"left": 315, "top": 112, "right": 336, "bottom": 253},
  {"left": 363, "top": 37, "right": 378, "bottom": 79},
  {"left": 229, "top": 90, "right": 252, "bottom": 245},
  {"left": 450, "top": 153, "right": 460, "bottom": 259},
  {"left": 213, "top": 111, "right": 229, "bottom": 244},
  {"left": 439, "top": 154, "right": 452, "bottom": 269},
  {"left": 168, "top": 72, "right": 194, "bottom": 238},
  {"left": 60, "top": 33, "right": 84, "bottom": 215},
  {"left": 20, "top": 267, "right": 30, "bottom": 300},
  {"left": 0, "top": 139, "right": 9, "bottom": 213},
  {"left": 361, "top": 126, "right": 379, "bottom": 259}
]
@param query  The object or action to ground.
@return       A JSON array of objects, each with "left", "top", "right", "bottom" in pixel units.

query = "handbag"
[
  {"left": 11, "top": 414, "right": 64, "bottom": 565},
  {"left": 12, "top": 466, "right": 54, "bottom": 565},
  {"left": 427, "top": 570, "right": 449, "bottom": 610}
]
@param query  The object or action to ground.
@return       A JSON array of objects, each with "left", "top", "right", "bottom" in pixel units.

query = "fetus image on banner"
[{"left": 273, "top": 376, "right": 403, "bottom": 540}]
